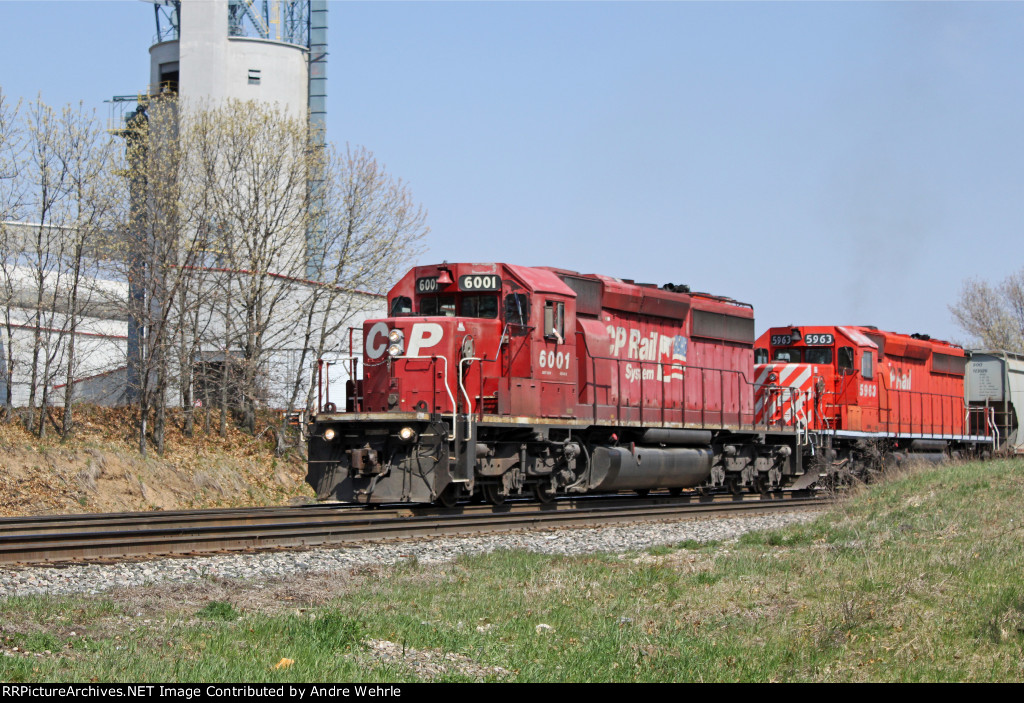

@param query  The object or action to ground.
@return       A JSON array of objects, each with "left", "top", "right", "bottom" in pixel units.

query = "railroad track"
[{"left": 0, "top": 492, "right": 829, "bottom": 566}]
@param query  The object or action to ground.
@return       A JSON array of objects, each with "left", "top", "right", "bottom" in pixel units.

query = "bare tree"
[
  {"left": 20, "top": 96, "right": 72, "bottom": 436},
  {"left": 0, "top": 96, "right": 123, "bottom": 436},
  {"left": 182, "top": 99, "right": 325, "bottom": 433},
  {"left": 52, "top": 102, "right": 123, "bottom": 437},
  {"left": 119, "top": 94, "right": 210, "bottom": 455},
  {"left": 279, "top": 143, "right": 427, "bottom": 450},
  {"left": 950, "top": 270, "right": 1024, "bottom": 353},
  {"left": 0, "top": 87, "right": 24, "bottom": 418}
]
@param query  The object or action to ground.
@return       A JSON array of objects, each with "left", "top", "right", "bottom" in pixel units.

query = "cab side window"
[
  {"left": 862, "top": 350, "right": 874, "bottom": 380},
  {"left": 838, "top": 347, "right": 854, "bottom": 373},
  {"left": 754, "top": 348, "right": 768, "bottom": 364},
  {"left": 504, "top": 293, "right": 530, "bottom": 326},
  {"left": 389, "top": 296, "right": 412, "bottom": 316},
  {"left": 544, "top": 300, "right": 565, "bottom": 343}
]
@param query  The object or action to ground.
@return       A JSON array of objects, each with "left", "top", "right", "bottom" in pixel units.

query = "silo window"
[{"left": 248, "top": 69, "right": 261, "bottom": 85}]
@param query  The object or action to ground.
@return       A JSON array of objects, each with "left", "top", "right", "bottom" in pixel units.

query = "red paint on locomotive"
[
  {"left": 353, "top": 263, "right": 756, "bottom": 426},
  {"left": 307, "top": 265, "right": 994, "bottom": 506},
  {"left": 754, "top": 325, "right": 969, "bottom": 437}
]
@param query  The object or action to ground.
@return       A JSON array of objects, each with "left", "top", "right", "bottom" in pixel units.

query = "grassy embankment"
[{"left": 2, "top": 458, "right": 1023, "bottom": 682}]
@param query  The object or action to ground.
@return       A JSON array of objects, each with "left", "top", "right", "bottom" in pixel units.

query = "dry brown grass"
[{"left": 0, "top": 405, "right": 313, "bottom": 516}]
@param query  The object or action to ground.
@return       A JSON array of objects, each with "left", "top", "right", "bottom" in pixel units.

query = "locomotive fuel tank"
[{"left": 589, "top": 445, "right": 714, "bottom": 491}]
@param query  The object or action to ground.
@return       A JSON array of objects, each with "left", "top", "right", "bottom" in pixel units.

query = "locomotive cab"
[
  {"left": 308, "top": 263, "right": 581, "bottom": 505},
  {"left": 358, "top": 264, "right": 578, "bottom": 418},
  {"left": 755, "top": 325, "right": 880, "bottom": 432}
]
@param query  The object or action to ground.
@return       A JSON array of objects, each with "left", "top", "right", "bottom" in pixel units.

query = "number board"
[
  {"left": 804, "top": 333, "right": 834, "bottom": 346},
  {"left": 416, "top": 277, "right": 439, "bottom": 293},
  {"left": 770, "top": 335, "right": 792, "bottom": 346},
  {"left": 459, "top": 274, "right": 501, "bottom": 292}
]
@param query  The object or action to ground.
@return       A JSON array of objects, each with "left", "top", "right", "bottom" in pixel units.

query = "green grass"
[
  {"left": 196, "top": 601, "right": 241, "bottom": 621},
  {"left": 2, "top": 458, "right": 1024, "bottom": 681}
]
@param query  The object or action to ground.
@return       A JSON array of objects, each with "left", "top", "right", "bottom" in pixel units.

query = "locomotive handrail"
[
  {"left": 576, "top": 343, "right": 785, "bottom": 431},
  {"left": 753, "top": 383, "right": 811, "bottom": 435},
  {"left": 458, "top": 356, "right": 483, "bottom": 415},
  {"left": 317, "top": 354, "right": 362, "bottom": 413},
  {"left": 876, "top": 371, "right": 979, "bottom": 438},
  {"left": 778, "top": 374, "right": 993, "bottom": 441},
  {"left": 989, "top": 406, "right": 1000, "bottom": 450}
]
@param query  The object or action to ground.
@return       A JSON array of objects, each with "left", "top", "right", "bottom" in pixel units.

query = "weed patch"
[{"left": 196, "top": 601, "right": 240, "bottom": 621}]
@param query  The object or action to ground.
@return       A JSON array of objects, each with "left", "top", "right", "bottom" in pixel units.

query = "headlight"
[
  {"left": 398, "top": 426, "right": 417, "bottom": 443},
  {"left": 768, "top": 372, "right": 778, "bottom": 383},
  {"left": 323, "top": 428, "right": 336, "bottom": 441},
  {"left": 388, "top": 329, "right": 404, "bottom": 356}
]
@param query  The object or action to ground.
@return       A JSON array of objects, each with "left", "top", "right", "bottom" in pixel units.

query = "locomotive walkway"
[{"left": 0, "top": 492, "right": 828, "bottom": 566}]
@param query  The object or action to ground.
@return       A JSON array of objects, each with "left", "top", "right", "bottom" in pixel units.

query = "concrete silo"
[
  {"left": 119, "top": 1, "right": 352, "bottom": 410},
  {"left": 147, "top": 0, "right": 319, "bottom": 117}
]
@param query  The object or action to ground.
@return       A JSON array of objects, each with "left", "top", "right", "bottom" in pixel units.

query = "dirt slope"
[{"left": 0, "top": 408, "right": 314, "bottom": 517}]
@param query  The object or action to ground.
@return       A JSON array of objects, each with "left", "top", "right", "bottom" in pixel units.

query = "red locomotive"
[
  {"left": 755, "top": 326, "right": 986, "bottom": 462},
  {"left": 307, "top": 263, "right": 805, "bottom": 505},
  {"left": 306, "top": 264, "right": 996, "bottom": 505}
]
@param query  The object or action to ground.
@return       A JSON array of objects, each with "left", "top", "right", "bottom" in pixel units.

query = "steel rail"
[
  {"left": 0, "top": 493, "right": 829, "bottom": 566},
  {"left": 0, "top": 491, "right": 808, "bottom": 534}
]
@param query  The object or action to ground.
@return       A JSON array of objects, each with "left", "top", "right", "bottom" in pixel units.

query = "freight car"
[
  {"left": 964, "top": 350, "right": 1023, "bottom": 454},
  {"left": 753, "top": 326, "right": 995, "bottom": 466},
  {"left": 306, "top": 263, "right": 811, "bottom": 505}
]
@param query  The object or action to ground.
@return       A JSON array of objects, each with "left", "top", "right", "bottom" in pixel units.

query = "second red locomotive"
[{"left": 754, "top": 326, "right": 982, "bottom": 462}]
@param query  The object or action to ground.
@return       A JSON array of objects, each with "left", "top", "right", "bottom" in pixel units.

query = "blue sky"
[{"left": 2, "top": 1, "right": 1022, "bottom": 342}]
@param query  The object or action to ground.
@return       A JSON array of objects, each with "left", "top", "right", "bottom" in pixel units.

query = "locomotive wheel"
[
  {"left": 533, "top": 483, "right": 556, "bottom": 504},
  {"left": 437, "top": 484, "right": 460, "bottom": 508},
  {"left": 751, "top": 476, "right": 768, "bottom": 495},
  {"left": 727, "top": 476, "right": 743, "bottom": 497},
  {"left": 482, "top": 483, "right": 505, "bottom": 506}
]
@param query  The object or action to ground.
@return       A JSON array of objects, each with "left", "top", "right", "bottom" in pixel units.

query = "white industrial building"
[{"left": 0, "top": 219, "right": 383, "bottom": 411}]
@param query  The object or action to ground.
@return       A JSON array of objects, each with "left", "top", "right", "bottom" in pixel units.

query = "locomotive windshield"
[
  {"left": 420, "top": 295, "right": 456, "bottom": 316},
  {"left": 772, "top": 347, "right": 833, "bottom": 364},
  {"left": 418, "top": 293, "right": 500, "bottom": 319},
  {"left": 805, "top": 348, "right": 832, "bottom": 364},
  {"left": 459, "top": 294, "right": 499, "bottom": 319}
]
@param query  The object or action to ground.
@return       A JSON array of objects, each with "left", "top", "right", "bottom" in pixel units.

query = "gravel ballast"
[{"left": 0, "top": 511, "right": 819, "bottom": 598}]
